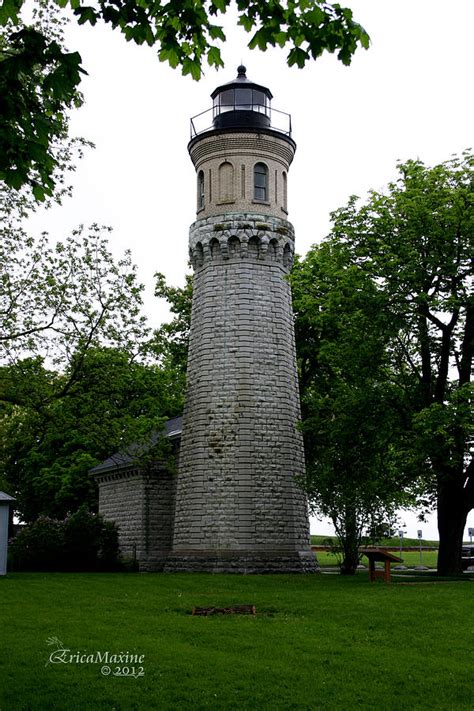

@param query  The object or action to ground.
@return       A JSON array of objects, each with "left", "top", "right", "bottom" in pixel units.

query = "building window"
[
  {"left": 213, "top": 88, "right": 270, "bottom": 118},
  {"left": 218, "top": 161, "right": 234, "bottom": 202},
  {"left": 197, "top": 170, "right": 204, "bottom": 210},
  {"left": 282, "top": 171, "right": 287, "bottom": 211},
  {"left": 254, "top": 162, "right": 268, "bottom": 201}
]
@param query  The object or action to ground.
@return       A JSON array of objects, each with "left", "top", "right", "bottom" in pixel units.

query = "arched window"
[
  {"left": 197, "top": 170, "right": 205, "bottom": 210},
  {"left": 282, "top": 171, "right": 287, "bottom": 211},
  {"left": 209, "top": 238, "right": 221, "bottom": 261},
  {"left": 228, "top": 236, "right": 241, "bottom": 258},
  {"left": 248, "top": 236, "right": 260, "bottom": 259},
  {"left": 268, "top": 239, "right": 278, "bottom": 261},
  {"left": 218, "top": 161, "right": 234, "bottom": 202},
  {"left": 194, "top": 242, "right": 204, "bottom": 269},
  {"left": 254, "top": 162, "right": 268, "bottom": 201}
]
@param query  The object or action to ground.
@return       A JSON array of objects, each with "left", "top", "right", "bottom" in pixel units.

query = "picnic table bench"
[{"left": 359, "top": 548, "right": 402, "bottom": 583}]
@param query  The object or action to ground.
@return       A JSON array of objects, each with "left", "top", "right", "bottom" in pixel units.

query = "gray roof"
[
  {"left": 211, "top": 65, "right": 273, "bottom": 100},
  {"left": 0, "top": 491, "right": 16, "bottom": 502},
  {"left": 89, "top": 415, "right": 182, "bottom": 475}
]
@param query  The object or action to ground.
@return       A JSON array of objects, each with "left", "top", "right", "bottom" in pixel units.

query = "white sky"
[{"left": 26, "top": 0, "right": 474, "bottom": 541}]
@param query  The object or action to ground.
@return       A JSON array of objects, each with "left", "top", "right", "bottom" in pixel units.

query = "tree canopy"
[
  {"left": 0, "top": 184, "right": 184, "bottom": 522},
  {"left": 296, "top": 151, "right": 473, "bottom": 575},
  {"left": 0, "top": 1, "right": 85, "bottom": 198},
  {"left": 291, "top": 242, "right": 410, "bottom": 573},
  {"left": 3, "top": 0, "right": 369, "bottom": 75},
  {"left": 151, "top": 271, "right": 193, "bottom": 381},
  {"left": 1, "top": 347, "right": 182, "bottom": 521},
  {"left": 0, "top": 219, "right": 148, "bottom": 378},
  {"left": 0, "top": 0, "right": 369, "bottom": 197}
]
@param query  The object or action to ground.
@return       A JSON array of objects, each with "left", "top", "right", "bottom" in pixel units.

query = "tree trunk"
[
  {"left": 437, "top": 480, "right": 468, "bottom": 576},
  {"left": 339, "top": 508, "right": 360, "bottom": 575},
  {"left": 340, "top": 544, "right": 359, "bottom": 575}
]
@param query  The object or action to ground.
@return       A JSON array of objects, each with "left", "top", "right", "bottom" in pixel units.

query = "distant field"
[
  {"left": 311, "top": 533, "right": 439, "bottom": 568},
  {"left": 316, "top": 549, "right": 439, "bottom": 569},
  {"left": 311, "top": 534, "right": 439, "bottom": 548},
  {"left": 1, "top": 571, "right": 473, "bottom": 710}
]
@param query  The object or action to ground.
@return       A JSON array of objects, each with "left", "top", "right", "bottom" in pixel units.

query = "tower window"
[
  {"left": 218, "top": 161, "right": 234, "bottom": 202},
  {"left": 254, "top": 162, "right": 268, "bottom": 201},
  {"left": 198, "top": 170, "right": 205, "bottom": 210}
]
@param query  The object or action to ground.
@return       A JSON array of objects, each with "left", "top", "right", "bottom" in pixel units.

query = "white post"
[
  {"left": 0, "top": 492, "right": 15, "bottom": 576},
  {"left": 417, "top": 529, "right": 423, "bottom": 567}
]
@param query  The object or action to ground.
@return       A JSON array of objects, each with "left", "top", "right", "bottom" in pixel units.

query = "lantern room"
[
  {"left": 189, "top": 65, "right": 293, "bottom": 140},
  {"left": 211, "top": 65, "right": 272, "bottom": 130}
]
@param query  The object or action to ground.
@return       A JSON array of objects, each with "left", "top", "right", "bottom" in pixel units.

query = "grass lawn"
[
  {"left": 311, "top": 535, "right": 440, "bottom": 547},
  {"left": 316, "top": 550, "right": 439, "bottom": 569},
  {"left": 1, "top": 571, "right": 472, "bottom": 710}
]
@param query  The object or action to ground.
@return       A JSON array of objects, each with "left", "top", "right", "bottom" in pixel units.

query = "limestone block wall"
[
  {"left": 97, "top": 470, "right": 146, "bottom": 561},
  {"left": 140, "top": 464, "right": 177, "bottom": 572},
  {"left": 96, "top": 461, "right": 178, "bottom": 571},
  {"left": 168, "top": 212, "right": 315, "bottom": 572}
]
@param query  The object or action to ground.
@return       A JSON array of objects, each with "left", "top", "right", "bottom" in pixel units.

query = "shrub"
[
  {"left": 63, "top": 506, "right": 103, "bottom": 571},
  {"left": 8, "top": 508, "right": 120, "bottom": 572},
  {"left": 98, "top": 520, "right": 121, "bottom": 571},
  {"left": 8, "top": 516, "right": 64, "bottom": 571}
]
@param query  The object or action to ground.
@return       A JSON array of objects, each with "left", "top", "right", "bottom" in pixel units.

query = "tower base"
[{"left": 163, "top": 549, "right": 319, "bottom": 574}]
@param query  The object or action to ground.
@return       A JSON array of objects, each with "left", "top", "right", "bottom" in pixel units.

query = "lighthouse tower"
[{"left": 165, "top": 67, "right": 317, "bottom": 573}]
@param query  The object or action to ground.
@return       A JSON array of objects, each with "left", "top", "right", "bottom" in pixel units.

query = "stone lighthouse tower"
[{"left": 165, "top": 66, "right": 317, "bottom": 573}]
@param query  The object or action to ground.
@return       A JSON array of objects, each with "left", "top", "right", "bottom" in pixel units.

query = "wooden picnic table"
[{"left": 359, "top": 548, "right": 403, "bottom": 583}]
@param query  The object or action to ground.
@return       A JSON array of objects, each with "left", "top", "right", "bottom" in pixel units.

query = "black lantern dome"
[{"left": 211, "top": 65, "right": 273, "bottom": 130}]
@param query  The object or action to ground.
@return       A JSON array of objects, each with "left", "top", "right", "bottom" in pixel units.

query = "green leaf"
[
  {"left": 238, "top": 14, "right": 254, "bottom": 32},
  {"left": 306, "top": 7, "right": 325, "bottom": 25},
  {"left": 5, "top": 170, "right": 25, "bottom": 190},
  {"left": 359, "top": 27, "right": 371, "bottom": 50},
  {"left": 207, "top": 45, "right": 223, "bottom": 68},
  {"left": 209, "top": 25, "right": 226, "bottom": 41},
  {"left": 159, "top": 47, "right": 180, "bottom": 68},
  {"left": 0, "top": 0, "right": 23, "bottom": 25},
  {"left": 211, "top": 0, "right": 227, "bottom": 12},
  {"left": 287, "top": 47, "right": 308, "bottom": 68},
  {"left": 248, "top": 28, "right": 269, "bottom": 51},
  {"left": 337, "top": 46, "right": 352, "bottom": 66},
  {"left": 182, "top": 57, "right": 201, "bottom": 80},
  {"left": 75, "top": 7, "right": 98, "bottom": 26},
  {"left": 274, "top": 31, "right": 287, "bottom": 48},
  {"left": 32, "top": 184, "right": 46, "bottom": 202}
]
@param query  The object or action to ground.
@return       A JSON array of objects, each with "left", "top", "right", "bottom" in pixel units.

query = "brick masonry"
[{"left": 189, "top": 131, "right": 295, "bottom": 219}]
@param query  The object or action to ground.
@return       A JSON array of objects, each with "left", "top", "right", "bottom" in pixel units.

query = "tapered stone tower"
[{"left": 165, "top": 67, "right": 317, "bottom": 573}]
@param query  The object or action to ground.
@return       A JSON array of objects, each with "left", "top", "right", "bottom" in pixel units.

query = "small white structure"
[{"left": 0, "top": 491, "right": 15, "bottom": 575}]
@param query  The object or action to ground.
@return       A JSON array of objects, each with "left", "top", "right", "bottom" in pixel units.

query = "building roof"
[
  {"left": 210, "top": 65, "right": 273, "bottom": 100},
  {"left": 0, "top": 491, "right": 15, "bottom": 502},
  {"left": 89, "top": 415, "right": 182, "bottom": 475}
]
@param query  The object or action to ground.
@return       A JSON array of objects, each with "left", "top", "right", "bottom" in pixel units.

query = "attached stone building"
[{"left": 90, "top": 417, "right": 182, "bottom": 571}]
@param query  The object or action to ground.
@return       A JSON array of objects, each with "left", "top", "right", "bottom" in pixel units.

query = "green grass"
[
  {"left": 311, "top": 534, "right": 439, "bottom": 547},
  {"left": 1, "top": 572, "right": 473, "bottom": 710},
  {"left": 316, "top": 549, "right": 439, "bottom": 568}
]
